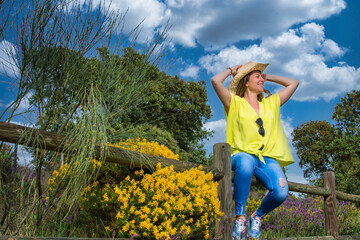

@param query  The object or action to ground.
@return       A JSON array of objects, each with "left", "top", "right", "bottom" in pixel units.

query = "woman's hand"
[
  {"left": 261, "top": 73, "right": 267, "bottom": 81},
  {"left": 230, "top": 65, "right": 243, "bottom": 77}
]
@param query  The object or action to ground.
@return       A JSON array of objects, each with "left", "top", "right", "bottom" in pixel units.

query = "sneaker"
[
  {"left": 232, "top": 218, "right": 246, "bottom": 240},
  {"left": 247, "top": 216, "right": 261, "bottom": 239}
]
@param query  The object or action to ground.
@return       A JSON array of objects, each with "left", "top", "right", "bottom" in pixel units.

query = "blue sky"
[{"left": 1, "top": 0, "right": 359, "bottom": 184}]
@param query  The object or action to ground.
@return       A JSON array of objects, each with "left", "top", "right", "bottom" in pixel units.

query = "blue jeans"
[{"left": 231, "top": 152, "right": 288, "bottom": 219}]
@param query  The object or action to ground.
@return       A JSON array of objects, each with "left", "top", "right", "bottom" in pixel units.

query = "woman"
[{"left": 211, "top": 61, "right": 299, "bottom": 239}]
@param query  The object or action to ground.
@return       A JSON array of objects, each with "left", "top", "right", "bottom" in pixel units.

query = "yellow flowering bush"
[
  {"left": 81, "top": 163, "right": 222, "bottom": 239},
  {"left": 47, "top": 163, "right": 73, "bottom": 193},
  {"left": 48, "top": 138, "right": 178, "bottom": 189},
  {"left": 108, "top": 137, "right": 179, "bottom": 160},
  {"left": 47, "top": 138, "right": 220, "bottom": 239}
]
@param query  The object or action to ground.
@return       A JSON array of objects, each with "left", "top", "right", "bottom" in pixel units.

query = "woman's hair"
[{"left": 235, "top": 71, "right": 271, "bottom": 101}]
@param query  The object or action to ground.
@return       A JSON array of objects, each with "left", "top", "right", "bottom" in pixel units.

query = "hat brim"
[{"left": 228, "top": 61, "right": 269, "bottom": 95}]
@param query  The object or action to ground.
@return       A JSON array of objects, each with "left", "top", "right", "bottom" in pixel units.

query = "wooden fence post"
[
  {"left": 213, "top": 143, "right": 232, "bottom": 240},
  {"left": 323, "top": 171, "right": 339, "bottom": 239}
]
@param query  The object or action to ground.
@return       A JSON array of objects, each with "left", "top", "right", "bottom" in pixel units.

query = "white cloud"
[
  {"left": 281, "top": 116, "right": 294, "bottom": 141},
  {"left": 180, "top": 64, "right": 200, "bottom": 78},
  {"left": 165, "top": 0, "right": 346, "bottom": 48},
  {"left": 0, "top": 40, "right": 18, "bottom": 77},
  {"left": 82, "top": 0, "right": 345, "bottom": 49},
  {"left": 17, "top": 144, "right": 33, "bottom": 166},
  {"left": 8, "top": 92, "right": 32, "bottom": 112},
  {"left": 89, "top": 0, "right": 170, "bottom": 43},
  {"left": 199, "top": 22, "right": 358, "bottom": 102},
  {"left": 203, "top": 118, "right": 226, "bottom": 150}
]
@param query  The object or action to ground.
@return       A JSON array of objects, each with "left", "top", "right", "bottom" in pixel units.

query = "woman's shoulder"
[
  {"left": 263, "top": 92, "right": 279, "bottom": 103},
  {"left": 262, "top": 93, "right": 280, "bottom": 110}
]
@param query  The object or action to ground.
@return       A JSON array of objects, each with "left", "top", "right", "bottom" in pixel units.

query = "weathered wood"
[
  {"left": 235, "top": 174, "right": 332, "bottom": 197},
  {"left": 336, "top": 191, "right": 360, "bottom": 203},
  {"left": 324, "top": 172, "right": 339, "bottom": 239},
  {"left": 288, "top": 181, "right": 331, "bottom": 197},
  {"left": 0, "top": 122, "right": 224, "bottom": 180},
  {"left": 213, "top": 143, "right": 232, "bottom": 240}
]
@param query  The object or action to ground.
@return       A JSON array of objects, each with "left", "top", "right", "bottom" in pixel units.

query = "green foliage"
[
  {"left": 292, "top": 120, "right": 335, "bottom": 179},
  {"left": 292, "top": 90, "right": 360, "bottom": 195},
  {"left": 332, "top": 90, "right": 360, "bottom": 136},
  {"left": 114, "top": 48, "right": 213, "bottom": 163}
]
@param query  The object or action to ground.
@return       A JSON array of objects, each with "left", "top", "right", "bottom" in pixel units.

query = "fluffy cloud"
[
  {"left": 180, "top": 64, "right": 200, "bottom": 78},
  {"left": 165, "top": 0, "right": 346, "bottom": 48},
  {"left": 198, "top": 22, "right": 359, "bottom": 102},
  {"left": 90, "top": 0, "right": 170, "bottom": 43},
  {"left": 203, "top": 118, "right": 226, "bottom": 150},
  {"left": 0, "top": 40, "right": 18, "bottom": 78},
  {"left": 86, "top": 0, "right": 345, "bottom": 49}
]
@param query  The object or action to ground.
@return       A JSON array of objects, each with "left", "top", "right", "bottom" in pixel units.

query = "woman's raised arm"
[
  {"left": 262, "top": 74, "right": 299, "bottom": 106},
  {"left": 211, "top": 65, "right": 242, "bottom": 111}
]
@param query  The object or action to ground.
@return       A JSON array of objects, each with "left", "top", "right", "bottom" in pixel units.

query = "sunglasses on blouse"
[{"left": 256, "top": 117, "right": 265, "bottom": 137}]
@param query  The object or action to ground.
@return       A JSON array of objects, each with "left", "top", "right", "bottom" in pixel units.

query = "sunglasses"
[{"left": 256, "top": 117, "right": 265, "bottom": 137}]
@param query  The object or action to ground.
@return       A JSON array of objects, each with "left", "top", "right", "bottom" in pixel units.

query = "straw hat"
[{"left": 228, "top": 61, "right": 269, "bottom": 94}]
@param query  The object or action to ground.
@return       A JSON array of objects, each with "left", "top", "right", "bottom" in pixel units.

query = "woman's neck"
[
  {"left": 244, "top": 91, "right": 258, "bottom": 103},
  {"left": 244, "top": 91, "right": 260, "bottom": 116}
]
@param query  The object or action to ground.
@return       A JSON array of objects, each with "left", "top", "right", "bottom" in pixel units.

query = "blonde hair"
[{"left": 235, "top": 71, "right": 271, "bottom": 101}]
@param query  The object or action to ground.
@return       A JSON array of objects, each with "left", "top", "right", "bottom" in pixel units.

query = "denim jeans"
[{"left": 231, "top": 152, "right": 288, "bottom": 219}]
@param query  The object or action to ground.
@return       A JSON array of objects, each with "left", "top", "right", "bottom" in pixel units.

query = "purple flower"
[
  {"left": 67, "top": 216, "right": 72, "bottom": 225},
  {"left": 130, "top": 233, "right": 138, "bottom": 240}
]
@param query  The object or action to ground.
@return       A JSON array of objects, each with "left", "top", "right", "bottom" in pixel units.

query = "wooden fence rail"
[
  {"left": 1, "top": 122, "right": 360, "bottom": 240},
  {"left": 0, "top": 122, "right": 223, "bottom": 180}
]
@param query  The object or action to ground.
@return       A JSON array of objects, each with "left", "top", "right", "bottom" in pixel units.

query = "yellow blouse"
[{"left": 225, "top": 93, "right": 294, "bottom": 167}]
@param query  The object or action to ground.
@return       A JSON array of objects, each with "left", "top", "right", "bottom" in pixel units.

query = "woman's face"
[{"left": 245, "top": 70, "right": 264, "bottom": 94}]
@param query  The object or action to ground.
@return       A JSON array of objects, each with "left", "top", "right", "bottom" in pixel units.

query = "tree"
[
  {"left": 332, "top": 90, "right": 360, "bottom": 136},
  {"left": 292, "top": 90, "right": 360, "bottom": 194},
  {"left": 113, "top": 47, "right": 213, "bottom": 163},
  {"left": 0, "top": 0, "right": 172, "bottom": 235},
  {"left": 292, "top": 120, "right": 335, "bottom": 179}
]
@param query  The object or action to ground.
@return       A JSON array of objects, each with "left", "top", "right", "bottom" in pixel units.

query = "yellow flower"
[
  {"left": 84, "top": 185, "right": 92, "bottom": 192},
  {"left": 103, "top": 193, "right": 109, "bottom": 201},
  {"left": 80, "top": 159, "right": 220, "bottom": 240},
  {"left": 52, "top": 170, "right": 59, "bottom": 177}
]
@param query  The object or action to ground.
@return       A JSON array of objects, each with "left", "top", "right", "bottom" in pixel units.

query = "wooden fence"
[{"left": 1, "top": 122, "right": 360, "bottom": 240}]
